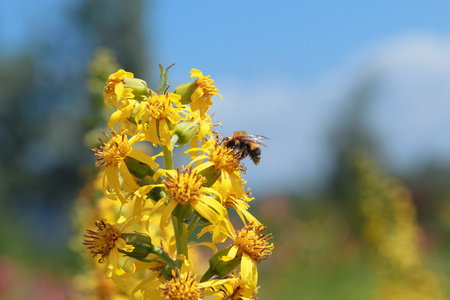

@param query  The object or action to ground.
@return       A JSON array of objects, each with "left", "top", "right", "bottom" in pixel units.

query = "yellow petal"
[
  {"left": 106, "top": 167, "right": 126, "bottom": 204},
  {"left": 228, "top": 245, "right": 239, "bottom": 259},
  {"left": 119, "top": 161, "right": 139, "bottom": 190},
  {"left": 160, "top": 200, "right": 177, "bottom": 238},
  {"left": 188, "top": 241, "right": 218, "bottom": 253},
  {"left": 240, "top": 253, "right": 258, "bottom": 291},
  {"left": 128, "top": 149, "right": 159, "bottom": 169},
  {"left": 108, "top": 110, "right": 122, "bottom": 128},
  {"left": 159, "top": 120, "right": 171, "bottom": 149},
  {"left": 147, "top": 119, "right": 159, "bottom": 146},
  {"left": 190, "top": 69, "right": 203, "bottom": 79}
]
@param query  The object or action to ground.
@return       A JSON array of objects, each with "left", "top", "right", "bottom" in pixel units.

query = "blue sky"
[
  {"left": 150, "top": 1, "right": 450, "bottom": 80},
  {"left": 147, "top": 1, "right": 450, "bottom": 194},
  {"left": 2, "top": 1, "right": 450, "bottom": 194}
]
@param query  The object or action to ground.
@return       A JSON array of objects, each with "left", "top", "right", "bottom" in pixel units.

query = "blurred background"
[{"left": 1, "top": 1, "right": 450, "bottom": 299}]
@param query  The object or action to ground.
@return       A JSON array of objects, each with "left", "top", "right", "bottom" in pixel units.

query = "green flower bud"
[
  {"left": 124, "top": 157, "right": 166, "bottom": 201},
  {"left": 171, "top": 121, "right": 200, "bottom": 148},
  {"left": 121, "top": 233, "right": 178, "bottom": 271},
  {"left": 197, "top": 165, "right": 221, "bottom": 188},
  {"left": 200, "top": 245, "right": 242, "bottom": 282},
  {"left": 123, "top": 77, "right": 150, "bottom": 99},
  {"left": 174, "top": 81, "right": 197, "bottom": 104},
  {"left": 124, "top": 156, "right": 155, "bottom": 179},
  {"left": 121, "top": 233, "right": 153, "bottom": 261}
]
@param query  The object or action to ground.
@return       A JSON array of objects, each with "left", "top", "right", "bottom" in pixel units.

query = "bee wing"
[{"left": 244, "top": 135, "right": 270, "bottom": 146}]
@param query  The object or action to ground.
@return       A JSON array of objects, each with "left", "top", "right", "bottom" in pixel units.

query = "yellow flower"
[
  {"left": 190, "top": 69, "right": 222, "bottom": 116},
  {"left": 184, "top": 110, "right": 219, "bottom": 157},
  {"left": 83, "top": 219, "right": 133, "bottom": 278},
  {"left": 108, "top": 100, "right": 140, "bottom": 135},
  {"left": 159, "top": 270, "right": 202, "bottom": 300},
  {"left": 151, "top": 166, "right": 227, "bottom": 236},
  {"left": 209, "top": 271, "right": 259, "bottom": 300},
  {"left": 136, "top": 91, "right": 188, "bottom": 150},
  {"left": 188, "top": 136, "right": 247, "bottom": 197},
  {"left": 92, "top": 129, "right": 158, "bottom": 204},
  {"left": 158, "top": 266, "right": 237, "bottom": 300},
  {"left": 224, "top": 223, "right": 273, "bottom": 293},
  {"left": 103, "top": 69, "right": 135, "bottom": 109},
  {"left": 219, "top": 179, "right": 260, "bottom": 226}
]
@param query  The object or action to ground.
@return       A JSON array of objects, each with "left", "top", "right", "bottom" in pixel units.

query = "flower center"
[
  {"left": 160, "top": 271, "right": 202, "bottom": 300},
  {"left": 234, "top": 223, "right": 274, "bottom": 263},
  {"left": 143, "top": 91, "right": 182, "bottom": 121},
  {"left": 164, "top": 166, "right": 206, "bottom": 205},
  {"left": 83, "top": 219, "right": 122, "bottom": 263},
  {"left": 93, "top": 129, "right": 130, "bottom": 168},
  {"left": 146, "top": 93, "right": 173, "bottom": 120},
  {"left": 196, "top": 75, "right": 219, "bottom": 100},
  {"left": 209, "top": 139, "right": 246, "bottom": 174}
]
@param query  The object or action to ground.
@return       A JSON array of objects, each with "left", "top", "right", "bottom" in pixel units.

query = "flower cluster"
[
  {"left": 354, "top": 150, "right": 446, "bottom": 300},
  {"left": 83, "top": 65, "right": 273, "bottom": 299}
]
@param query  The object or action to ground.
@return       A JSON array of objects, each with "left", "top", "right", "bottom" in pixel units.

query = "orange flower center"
[
  {"left": 160, "top": 271, "right": 202, "bottom": 300},
  {"left": 234, "top": 223, "right": 274, "bottom": 263},
  {"left": 93, "top": 129, "right": 130, "bottom": 168},
  {"left": 164, "top": 166, "right": 206, "bottom": 205}
]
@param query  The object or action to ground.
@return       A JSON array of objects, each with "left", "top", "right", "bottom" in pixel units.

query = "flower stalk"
[{"left": 83, "top": 65, "right": 272, "bottom": 299}]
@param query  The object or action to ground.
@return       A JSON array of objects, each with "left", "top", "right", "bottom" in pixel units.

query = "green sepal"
[
  {"left": 174, "top": 81, "right": 196, "bottom": 104},
  {"left": 172, "top": 203, "right": 194, "bottom": 221}
]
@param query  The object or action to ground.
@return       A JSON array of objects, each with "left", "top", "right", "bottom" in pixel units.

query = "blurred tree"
[
  {"left": 0, "top": 0, "right": 150, "bottom": 269},
  {"left": 326, "top": 74, "right": 384, "bottom": 231}
]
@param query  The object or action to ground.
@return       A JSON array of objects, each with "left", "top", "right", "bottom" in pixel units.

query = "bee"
[{"left": 222, "top": 131, "right": 270, "bottom": 165}]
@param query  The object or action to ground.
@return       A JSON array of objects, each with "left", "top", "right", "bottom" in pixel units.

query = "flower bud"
[
  {"left": 124, "top": 157, "right": 166, "bottom": 201},
  {"left": 171, "top": 121, "right": 200, "bottom": 148},
  {"left": 174, "top": 81, "right": 196, "bottom": 104},
  {"left": 123, "top": 77, "right": 150, "bottom": 99},
  {"left": 197, "top": 165, "right": 221, "bottom": 188},
  {"left": 200, "top": 245, "right": 242, "bottom": 282},
  {"left": 121, "top": 233, "right": 154, "bottom": 261},
  {"left": 121, "top": 233, "right": 177, "bottom": 269},
  {"left": 124, "top": 156, "right": 155, "bottom": 179}
]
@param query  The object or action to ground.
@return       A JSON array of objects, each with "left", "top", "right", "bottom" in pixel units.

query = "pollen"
[
  {"left": 92, "top": 129, "right": 130, "bottom": 168},
  {"left": 160, "top": 271, "right": 202, "bottom": 300},
  {"left": 164, "top": 166, "right": 206, "bottom": 205},
  {"left": 83, "top": 219, "right": 122, "bottom": 263},
  {"left": 210, "top": 138, "right": 246, "bottom": 174},
  {"left": 234, "top": 223, "right": 274, "bottom": 263}
]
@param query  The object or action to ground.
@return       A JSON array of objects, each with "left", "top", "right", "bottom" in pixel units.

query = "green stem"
[
  {"left": 186, "top": 214, "right": 201, "bottom": 237},
  {"left": 172, "top": 215, "right": 188, "bottom": 266},
  {"left": 150, "top": 244, "right": 178, "bottom": 270},
  {"left": 163, "top": 146, "right": 173, "bottom": 170},
  {"left": 200, "top": 267, "right": 216, "bottom": 282}
]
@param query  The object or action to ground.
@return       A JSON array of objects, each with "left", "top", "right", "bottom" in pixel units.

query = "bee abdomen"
[{"left": 249, "top": 147, "right": 261, "bottom": 165}]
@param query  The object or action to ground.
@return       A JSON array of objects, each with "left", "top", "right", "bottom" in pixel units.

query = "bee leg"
[{"left": 238, "top": 147, "right": 249, "bottom": 161}]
